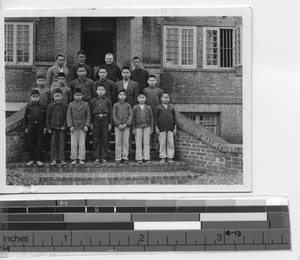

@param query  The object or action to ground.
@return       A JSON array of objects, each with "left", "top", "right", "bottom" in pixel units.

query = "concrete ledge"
[
  {"left": 6, "top": 107, "right": 26, "bottom": 133},
  {"left": 176, "top": 112, "right": 242, "bottom": 153}
]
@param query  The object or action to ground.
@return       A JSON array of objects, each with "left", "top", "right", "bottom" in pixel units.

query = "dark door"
[{"left": 81, "top": 18, "right": 116, "bottom": 76}]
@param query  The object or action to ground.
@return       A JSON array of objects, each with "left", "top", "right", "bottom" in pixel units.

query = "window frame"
[
  {"left": 163, "top": 25, "right": 197, "bottom": 69},
  {"left": 5, "top": 22, "right": 34, "bottom": 66},
  {"left": 233, "top": 25, "right": 242, "bottom": 66},
  {"left": 203, "top": 26, "right": 242, "bottom": 69}
]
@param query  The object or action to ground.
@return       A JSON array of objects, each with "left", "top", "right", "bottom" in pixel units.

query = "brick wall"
[
  {"left": 175, "top": 112, "right": 243, "bottom": 175},
  {"left": 116, "top": 18, "right": 131, "bottom": 68},
  {"left": 35, "top": 18, "right": 55, "bottom": 62},
  {"left": 66, "top": 17, "right": 81, "bottom": 68}
]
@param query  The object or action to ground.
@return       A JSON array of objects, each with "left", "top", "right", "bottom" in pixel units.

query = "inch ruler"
[{"left": 0, "top": 197, "right": 291, "bottom": 252}]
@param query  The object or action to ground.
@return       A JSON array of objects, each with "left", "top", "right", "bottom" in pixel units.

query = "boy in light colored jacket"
[{"left": 67, "top": 88, "right": 90, "bottom": 165}]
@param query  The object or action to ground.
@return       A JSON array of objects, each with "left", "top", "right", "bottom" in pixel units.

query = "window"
[
  {"left": 203, "top": 26, "right": 242, "bottom": 69},
  {"left": 5, "top": 22, "right": 33, "bottom": 65},
  {"left": 163, "top": 26, "right": 197, "bottom": 69},
  {"left": 182, "top": 112, "right": 220, "bottom": 136},
  {"left": 233, "top": 26, "right": 242, "bottom": 66}
]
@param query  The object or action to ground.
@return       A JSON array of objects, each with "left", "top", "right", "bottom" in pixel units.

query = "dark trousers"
[
  {"left": 51, "top": 129, "right": 65, "bottom": 162},
  {"left": 27, "top": 123, "right": 43, "bottom": 161},
  {"left": 93, "top": 116, "right": 109, "bottom": 160}
]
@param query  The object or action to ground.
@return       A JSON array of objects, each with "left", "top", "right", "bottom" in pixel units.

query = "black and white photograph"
[{"left": 1, "top": 8, "right": 251, "bottom": 193}]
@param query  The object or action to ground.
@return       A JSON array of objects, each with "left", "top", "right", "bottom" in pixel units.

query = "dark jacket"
[
  {"left": 130, "top": 68, "right": 149, "bottom": 93},
  {"left": 132, "top": 104, "right": 153, "bottom": 130},
  {"left": 67, "top": 100, "right": 91, "bottom": 130},
  {"left": 156, "top": 104, "right": 177, "bottom": 132},
  {"left": 46, "top": 101, "right": 68, "bottom": 130},
  {"left": 23, "top": 101, "right": 46, "bottom": 128}
]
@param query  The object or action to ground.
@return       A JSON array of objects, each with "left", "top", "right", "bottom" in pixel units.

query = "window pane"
[
  {"left": 181, "top": 28, "right": 194, "bottom": 65},
  {"left": 166, "top": 28, "right": 179, "bottom": 65},
  {"left": 206, "top": 29, "right": 218, "bottom": 66},
  {"left": 234, "top": 27, "right": 242, "bottom": 65},
  {"left": 5, "top": 24, "right": 14, "bottom": 62},
  {"left": 16, "top": 23, "right": 31, "bottom": 63}
]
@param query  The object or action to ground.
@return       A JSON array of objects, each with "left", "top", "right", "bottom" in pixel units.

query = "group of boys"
[{"left": 24, "top": 51, "right": 177, "bottom": 167}]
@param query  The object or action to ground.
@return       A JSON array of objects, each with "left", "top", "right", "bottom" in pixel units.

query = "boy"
[
  {"left": 91, "top": 85, "right": 112, "bottom": 164},
  {"left": 67, "top": 88, "right": 90, "bottom": 165},
  {"left": 156, "top": 93, "right": 177, "bottom": 163},
  {"left": 130, "top": 56, "right": 149, "bottom": 93},
  {"left": 143, "top": 74, "right": 164, "bottom": 150},
  {"left": 132, "top": 93, "right": 153, "bottom": 164},
  {"left": 46, "top": 88, "right": 68, "bottom": 166},
  {"left": 50, "top": 72, "right": 72, "bottom": 105},
  {"left": 34, "top": 74, "right": 51, "bottom": 106},
  {"left": 116, "top": 67, "right": 139, "bottom": 108},
  {"left": 23, "top": 89, "right": 47, "bottom": 167},
  {"left": 70, "top": 50, "right": 93, "bottom": 81},
  {"left": 95, "top": 66, "right": 118, "bottom": 105},
  {"left": 70, "top": 66, "right": 97, "bottom": 104},
  {"left": 113, "top": 89, "right": 132, "bottom": 164},
  {"left": 46, "top": 54, "right": 70, "bottom": 87}
]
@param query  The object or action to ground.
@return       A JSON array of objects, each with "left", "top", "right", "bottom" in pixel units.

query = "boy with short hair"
[
  {"left": 143, "top": 74, "right": 164, "bottom": 150},
  {"left": 23, "top": 89, "right": 47, "bottom": 167},
  {"left": 67, "top": 88, "right": 90, "bottom": 165},
  {"left": 46, "top": 54, "right": 70, "bottom": 87},
  {"left": 156, "top": 93, "right": 177, "bottom": 163},
  {"left": 34, "top": 74, "right": 51, "bottom": 106},
  {"left": 131, "top": 56, "right": 149, "bottom": 93},
  {"left": 91, "top": 85, "right": 112, "bottom": 164},
  {"left": 50, "top": 72, "right": 72, "bottom": 105},
  {"left": 70, "top": 50, "right": 93, "bottom": 81},
  {"left": 70, "top": 66, "right": 97, "bottom": 104},
  {"left": 46, "top": 88, "right": 68, "bottom": 166},
  {"left": 95, "top": 66, "right": 118, "bottom": 105},
  {"left": 113, "top": 89, "right": 132, "bottom": 164},
  {"left": 132, "top": 93, "right": 153, "bottom": 164}
]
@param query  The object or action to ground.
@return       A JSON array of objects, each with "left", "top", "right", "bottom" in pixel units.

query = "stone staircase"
[{"left": 6, "top": 109, "right": 243, "bottom": 186}]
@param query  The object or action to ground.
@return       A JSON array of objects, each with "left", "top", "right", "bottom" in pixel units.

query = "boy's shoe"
[
  {"left": 50, "top": 160, "right": 56, "bottom": 166},
  {"left": 61, "top": 161, "right": 66, "bottom": 165},
  {"left": 101, "top": 159, "right": 108, "bottom": 164},
  {"left": 36, "top": 161, "right": 43, "bottom": 167},
  {"left": 137, "top": 160, "right": 143, "bottom": 165},
  {"left": 144, "top": 160, "right": 151, "bottom": 164},
  {"left": 167, "top": 158, "right": 175, "bottom": 163},
  {"left": 115, "top": 160, "right": 121, "bottom": 165},
  {"left": 79, "top": 160, "right": 85, "bottom": 165},
  {"left": 160, "top": 158, "right": 166, "bottom": 163},
  {"left": 71, "top": 160, "right": 77, "bottom": 165},
  {"left": 123, "top": 160, "right": 129, "bottom": 165},
  {"left": 94, "top": 159, "right": 100, "bottom": 165},
  {"left": 26, "top": 161, "right": 34, "bottom": 167}
]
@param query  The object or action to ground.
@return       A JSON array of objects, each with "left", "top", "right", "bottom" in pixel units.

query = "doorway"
[{"left": 81, "top": 18, "right": 116, "bottom": 75}]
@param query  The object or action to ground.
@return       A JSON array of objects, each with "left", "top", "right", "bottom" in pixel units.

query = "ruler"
[{"left": 0, "top": 198, "right": 291, "bottom": 252}]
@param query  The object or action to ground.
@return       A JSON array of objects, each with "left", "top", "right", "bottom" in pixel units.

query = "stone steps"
[{"left": 7, "top": 161, "right": 201, "bottom": 185}]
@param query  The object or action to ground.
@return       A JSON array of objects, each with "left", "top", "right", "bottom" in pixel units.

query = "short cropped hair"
[
  {"left": 77, "top": 50, "right": 87, "bottom": 57},
  {"left": 36, "top": 74, "right": 46, "bottom": 80},
  {"left": 77, "top": 66, "right": 87, "bottom": 72},
  {"left": 122, "top": 66, "right": 131, "bottom": 72},
  {"left": 57, "top": 72, "right": 66, "bottom": 78},
  {"left": 53, "top": 88, "right": 62, "bottom": 95},
  {"left": 118, "top": 89, "right": 126, "bottom": 95},
  {"left": 31, "top": 89, "right": 40, "bottom": 96},
  {"left": 132, "top": 56, "right": 141, "bottom": 61},
  {"left": 73, "top": 88, "right": 82, "bottom": 94},
  {"left": 56, "top": 54, "right": 65, "bottom": 60}
]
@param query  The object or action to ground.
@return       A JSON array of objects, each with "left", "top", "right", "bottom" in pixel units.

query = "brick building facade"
[{"left": 5, "top": 16, "right": 243, "bottom": 144}]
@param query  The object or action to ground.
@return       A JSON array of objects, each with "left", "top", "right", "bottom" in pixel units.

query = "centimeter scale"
[{"left": 0, "top": 197, "right": 291, "bottom": 252}]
